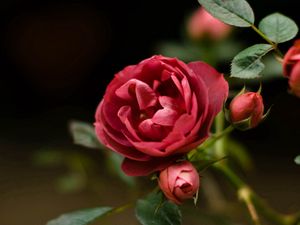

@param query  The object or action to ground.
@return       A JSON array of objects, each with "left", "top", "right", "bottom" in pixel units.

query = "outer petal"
[
  {"left": 95, "top": 123, "right": 151, "bottom": 161},
  {"left": 158, "top": 169, "right": 181, "bottom": 204},
  {"left": 283, "top": 41, "right": 300, "bottom": 77},
  {"left": 121, "top": 156, "right": 178, "bottom": 176},
  {"left": 289, "top": 61, "right": 300, "bottom": 97},
  {"left": 188, "top": 61, "right": 228, "bottom": 134}
]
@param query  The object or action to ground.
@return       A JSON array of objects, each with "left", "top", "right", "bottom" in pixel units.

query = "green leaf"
[
  {"left": 197, "top": 0, "right": 254, "bottom": 27},
  {"left": 135, "top": 192, "right": 182, "bottom": 225},
  {"left": 231, "top": 44, "right": 273, "bottom": 79},
  {"left": 295, "top": 155, "right": 300, "bottom": 165},
  {"left": 228, "top": 55, "right": 283, "bottom": 86},
  {"left": 46, "top": 207, "right": 112, "bottom": 225},
  {"left": 258, "top": 13, "right": 298, "bottom": 43},
  {"left": 69, "top": 120, "right": 101, "bottom": 149}
]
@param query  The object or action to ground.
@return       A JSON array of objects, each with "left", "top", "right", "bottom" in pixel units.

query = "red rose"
[
  {"left": 94, "top": 55, "right": 228, "bottom": 176},
  {"left": 283, "top": 40, "right": 300, "bottom": 97},
  {"left": 229, "top": 91, "right": 264, "bottom": 129},
  {"left": 158, "top": 161, "right": 200, "bottom": 205}
]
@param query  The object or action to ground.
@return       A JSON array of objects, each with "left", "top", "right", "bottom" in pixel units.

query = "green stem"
[
  {"left": 251, "top": 24, "right": 283, "bottom": 58},
  {"left": 215, "top": 112, "right": 226, "bottom": 158},
  {"left": 188, "top": 124, "right": 233, "bottom": 161},
  {"left": 213, "top": 112, "right": 262, "bottom": 224},
  {"left": 197, "top": 125, "right": 234, "bottom": 150},
  {"left": 214, "top": 163, "right": 300, "bottom": 225}
]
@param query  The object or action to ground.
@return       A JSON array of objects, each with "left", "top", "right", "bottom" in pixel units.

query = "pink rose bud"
[
  {"left": 158, "top": 161, "right": 200, "bottom": 205},
  {"left": 187, "top": 7, "right": 231, "bottom": 41},
  {"left": 229, "top": 91, "right": 264, "bottom": 129},
  {"left": 283, "top": 40, "right": 300, "bottom": 97},
  {"left": 94, "top": 55, "right": 228, "bottom": 176}
]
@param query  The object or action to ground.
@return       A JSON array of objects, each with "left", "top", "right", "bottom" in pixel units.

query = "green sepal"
[
  {"left": 193, "top": 188, "right": 200, "bottom": 206},
  {"left": 232, "top": 116, "right": 252, "bottom": 131},
  {"left": 237, "top": 85, "right": 247, "bottom": 96},
  {"left": 260, "top": 106, "right": 272, "bottom": 123},
  {"left": 256, "top": 83, "right": 262, "bottom": 94},
  {"left": 231, "top": 106, "right": 271, "bottom": 131}
]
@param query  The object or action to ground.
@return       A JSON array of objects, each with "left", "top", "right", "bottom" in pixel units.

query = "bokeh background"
[{"left": 0, "top": 0, "right": 300, "bottom": 225}]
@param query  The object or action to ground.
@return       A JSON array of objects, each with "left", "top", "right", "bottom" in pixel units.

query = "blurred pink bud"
[
  {"left": 229, "top": 91, "right": 264, "bottom": 129},
  {"left": 158, "top": 161, "right": 199, "bottom": 205},
  {"left": 187, "top": 7, "right": 231, "bottom": 41},
  {"left": 282, "top": 40, "right": 300, "bottom": 97}
]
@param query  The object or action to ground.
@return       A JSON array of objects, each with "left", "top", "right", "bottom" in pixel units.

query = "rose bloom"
[
  {"left": 283, "top": 39, "right": 300, "bottom": 97},
  {"left": 158, "top": 161, "right": 199, "bottom": 204},
  {"left": 187, "top": 7, "right": 231, "bottom": 41},
  {"left": 230, "top": 92, "right": 264, "bottom": 128},
  {"left": 95, "top": 55, "right": 228, "bottom": 176}
]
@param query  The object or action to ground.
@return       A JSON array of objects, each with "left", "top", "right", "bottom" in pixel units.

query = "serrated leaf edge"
[{"left": 230, "top": 44, "right": 273, "bottom": 79}]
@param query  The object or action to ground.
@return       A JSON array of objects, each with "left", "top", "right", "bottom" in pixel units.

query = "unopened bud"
[{"left": 229, "top": 90, "right": 265, "bottom": 130}]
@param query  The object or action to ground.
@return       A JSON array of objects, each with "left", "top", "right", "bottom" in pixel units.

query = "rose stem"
[
  {"left": 213, "top": 163, "right": 300, "bottom": 225},
  {"left": 213, "top": 112, "right": 299, "bottom": 225},
  {"left": 250, "top": 24, "right": 283, "bottom": 58},
  {"left": 214, "top": 111, "right": 263, "bottom": 224}
]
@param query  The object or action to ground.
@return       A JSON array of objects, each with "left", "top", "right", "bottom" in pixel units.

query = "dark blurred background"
[{"left": 0, "top": 1, "right": 299, "bottom": 225}]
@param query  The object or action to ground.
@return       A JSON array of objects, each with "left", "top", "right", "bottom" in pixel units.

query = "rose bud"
[
  {"left": 158, "top": 161, "right": 200, "bottom": 205},
  {"left": 95, "top": 55, "right": 228, "bottom": 176},
  {"left": 283, "top": 40, "right": 300, "bottom": 97},
  {"left": 229, "top": 90, "right": 265, "bottom": 130},
  {"left": 187, "top": 7, "right": 231, "bottom": 41}
]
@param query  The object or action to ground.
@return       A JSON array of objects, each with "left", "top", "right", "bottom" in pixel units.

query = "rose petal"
[
  {"left": 290, "top": 54, "right": 300, "bottom": 61},
  {"left": 118, "top": 106, "right": 142, "bottom": 141},
  {"left": 159, "top": 96, "right": 179, "bottom": 109},
  {"left": 101, "top": 99, "right": 125, "bottom": 131},
  {"left": 188, "top": 61, "right": 228, "bottom": 134},
  {"left": 283, "top": 45, "right": 300, "bottom": 77},
  {"left": 135, "top": 82, "right": 157, "bottom": 110},
  {"left": 135, "top": 56, "right": 165, "bottom": 83},
  {"left": 116, "top": 79, "right": 157, "bottom": 110},
  {"left": 171, "top": 75, "right": 184, "bottom": 97},
  {"left": 181, "top": 76, "right": 192, "bottom": 113},
  {"left": 126, "top": 139, "right": 167, "bottom": 157},
  {"left": 152, "top": 108, "right": 179, "bottom": 126},
  {"left": 162, "top": 94, "right": 199, "bottom": 153},
  {"left": 175, "top": 178, "right": 193, "bottom": 194},
  {"left": 153, "top": 80, "right": 161, "bottom": 91},
  {"left": 174, "top": 186, "right": 193, "bottom": 200},
  {"left": 173, "top": 93, "right": 198, "bottom": 135},
  {"left": 158, "top": 169, "right": 182, "bottom": 204},
  {"left": 95, "top": 123, "right": 150, "bottom": 161},
  {"left": 289, "top": 61, "right": 300, "bottom": 97},
  {"left": 121, "top": 156, "right": 177, "bottom": 176},
  {"left": 161, "top": 69, "right": 173, "bottom": 81},
  {"left": 138, "top": 119, "right": 170, "bottom": 140},
  {"left": 103, "top": 65, "right": 138, "bottom": 100},
  {"left": 99, "top": 117, "right": 132, "bottom": 147}
]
